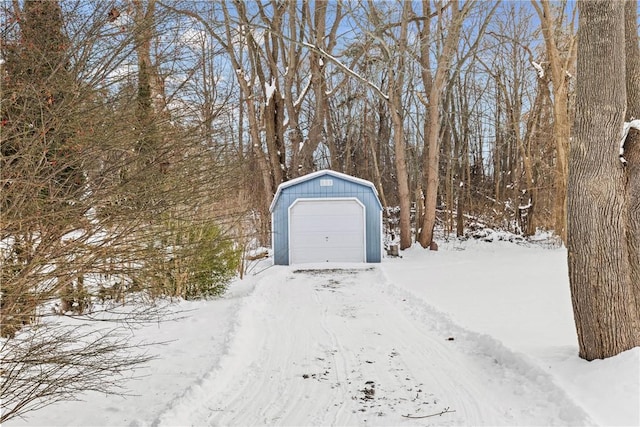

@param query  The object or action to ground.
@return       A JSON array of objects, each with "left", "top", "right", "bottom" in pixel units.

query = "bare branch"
[{"left": 402, "top": 407, "right": 457, "bottom": 419}]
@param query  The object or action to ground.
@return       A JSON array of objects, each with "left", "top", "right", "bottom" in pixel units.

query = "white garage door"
[{"left": 289, "top": 199, "right": 365, "bottom": 264}]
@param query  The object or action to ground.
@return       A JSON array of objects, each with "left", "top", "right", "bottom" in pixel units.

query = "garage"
[{"left": 270, "top": 170, "right": 383, "bottom": 265}]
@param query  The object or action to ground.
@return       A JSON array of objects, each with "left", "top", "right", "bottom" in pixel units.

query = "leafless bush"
[
  {"left": 0, "top": 0, "right": 247, "bottom": 422},
  {"left": 0, "top": 322, "right": 154, "bottom": 423}
]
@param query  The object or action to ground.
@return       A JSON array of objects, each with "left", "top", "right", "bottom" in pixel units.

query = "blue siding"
[{"left": 271, "top": 171, "right": 382, "bottom": 265}]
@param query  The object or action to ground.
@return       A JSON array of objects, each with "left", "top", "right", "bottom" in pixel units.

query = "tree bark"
[
  {"left": 624, "top": 1, "right": 640, "bottom": 117},
  {"left": 133, "top": 0, "right": 165, "bottom": 118},
  {"left": 568, "top": 0, "right": 639, "bottom": 360},
  {"left": 624, "top": 0, "right": 640, "bottom": 315}
]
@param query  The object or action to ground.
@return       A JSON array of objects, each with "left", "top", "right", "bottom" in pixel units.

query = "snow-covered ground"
[{"left": 6, "top": 239, "right": 639, "bottom": 426}]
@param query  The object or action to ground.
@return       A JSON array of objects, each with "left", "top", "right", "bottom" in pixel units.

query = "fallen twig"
[{"left": 402, "top": 407, "right": 456, "bottom": 419}]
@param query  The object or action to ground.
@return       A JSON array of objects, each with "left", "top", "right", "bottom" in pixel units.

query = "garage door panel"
[
  {"left": 292, "top": 246, "right": 363, "bottom": 264},
  {"left": 293, "top": 216, "right": 362, "bottom": 232},
  {"left": 293, "top": 200, "right": 362, "bottom": 215},
  {"left": 290, "top": 231, "right": 363, "bottom": 247},
  {"left": 289, "top": 199, "right": 365, "bottom": 264}
]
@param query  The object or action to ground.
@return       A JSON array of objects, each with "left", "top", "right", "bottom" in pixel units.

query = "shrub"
[{"left": 148, "top": 220, "right": 240, "bottom": 300}]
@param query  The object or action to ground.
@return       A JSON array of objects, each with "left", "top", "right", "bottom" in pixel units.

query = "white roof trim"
[{"left": 269, "top": 169, "right": 380, "bottom": 212}]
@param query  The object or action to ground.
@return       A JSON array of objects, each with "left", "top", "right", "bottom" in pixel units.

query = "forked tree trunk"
[
  {"left": 418, "top": 1, "right": 470, "bottom": 248},
  {"left": 568, "top": 0, "right": 640, "bottom": 360}
]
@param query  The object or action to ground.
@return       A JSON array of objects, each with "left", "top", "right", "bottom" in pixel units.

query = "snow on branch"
[
  {"left": 531, "top": 61, "right": 545, "bottom": 79},
  {"left": 265, "top": 78, "right": 276, "bottom": 106},
  {"left": 301, "top": 42, "right": 389, "bottom": 101},
  {"left": 294, "top": 75, "right": 312, "bottom": 108},
  {"left": 620, "top": 119, "right": 640, "bottom": 164}
]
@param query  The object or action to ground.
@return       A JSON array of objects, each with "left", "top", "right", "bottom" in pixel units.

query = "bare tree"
[
  {"left": 378, "top": 1, "right": 413, "bottom": 250},
  {"left": 295, "top": 0, "right": 344, "bottom": 175},
  {"left": 475, "top": 4, "right": 550, "bottom": 236},
  {"left": 416, "top": 0, "right": 473, "bottom": 248},
  {"left": 531, "top": 0, "right": 577, "bottom": 243}
]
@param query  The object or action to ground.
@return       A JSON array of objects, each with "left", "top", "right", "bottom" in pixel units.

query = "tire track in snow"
[
  {"left": 153, "top": 267, "right": 355, "bottom": 426},
  {"left": 149, "top": 269, "right": 280, "bottom": 427},
  {"left": 153, "top": 266, "right": 595, "bottom": 426},
  {"left": 306, "top": 268, "right": 515, "bottom": 426}
]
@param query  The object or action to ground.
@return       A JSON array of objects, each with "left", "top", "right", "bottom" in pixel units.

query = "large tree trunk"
[
  {"left": 624, "top": 1, "right": 640, "bottom": 116},
  {"left": 568, "top": 0, "right": 640, "bottom": 361},
  {"left": 624, "top": 0, "right": 640, "bottom": 316}
]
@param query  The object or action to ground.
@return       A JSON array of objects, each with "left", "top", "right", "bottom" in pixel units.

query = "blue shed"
[{"left": 270, "top": 170, "right": 383, "bottom": 265}]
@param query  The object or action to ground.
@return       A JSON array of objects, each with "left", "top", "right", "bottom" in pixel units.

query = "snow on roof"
[{"left": 269, "top": 169, "right": 379, "bottom": 212}]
